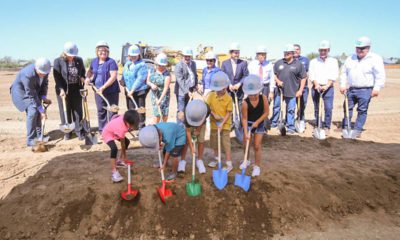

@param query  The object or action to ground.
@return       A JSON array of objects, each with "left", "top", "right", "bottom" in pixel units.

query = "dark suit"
[{"left": 221, "top": 58, "right": 249, "bottom": 101}]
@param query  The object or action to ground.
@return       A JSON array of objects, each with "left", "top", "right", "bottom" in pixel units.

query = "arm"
[
  {"left": 85, "top": 61, "right": 94, "bottom": 85},
  {"left": 22, "top": 75, "right": 43, "bottom": 113},
  {"left": 130, "top": 63, "right": 148, "bottom": 92},
  {"left": 372, "top": 56, "right": 386, "bottom": 96},
  {"left": 242, "top": 100, "right": 249, "bottom": 139},
  {"left": 185, "top": 128, "right": 195, "bottom": 154},
  {"left": 159, "top": 75, "right": 171, "bottom": 102},
  {"left": 339, "top": 63, "right": 348, "bottom": 94}
]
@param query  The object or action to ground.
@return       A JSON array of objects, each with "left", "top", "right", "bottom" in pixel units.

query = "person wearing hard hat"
[
  {"left": 294, "top": 44, "right": 310, "bottom": 124},
  {"left": 10, "top": 58, "right": 52, "bottom": 146},
  {"left": 241, "top": 75, "right": 269, "bottom": 177},
  {"left": 174, "top": 47, "right": 198, "bottom": 126},
  {"left": 206, "top": 71, "right": 233, "bottom": 172},
  {"left": 340, "top": 36, "right": 385, "bottom": 138},
  {"left": 179, "top": 99, "right": 210, "bottom": 174},
  {"left": 309, "top": 40, "right": 339, "bottom": 136},
  {"left": 221, "top": 42, "right": 249, "bottom": 103},
  {"left": 272, "top": 44, "right": 307, "bottom": 134},
  {"left": 200, "top": 51, "right": 220, "bottom": 97},
  {"left": 139, "top": 123, "right": 187, "bottom": 180},
  {"left": 248, "top": 45, "right": 275, "bottom": 131},
  {"left": 147, "top": 53, "right": 171, "bottom": 123},
  {"left": 85, "top": 41, "right": 119, "bottom": 134},
  {"left": 121, "top": 45, "right": 149, "bottom": 129},
  {"left": 53, "top": 42, "right": 86, "bottom": 140}
]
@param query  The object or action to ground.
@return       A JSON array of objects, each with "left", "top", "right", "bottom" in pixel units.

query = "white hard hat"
[
  {"left": 355, "top": 36, "right": 371, "bottom": 47},
  {"left": 128, "top": 45, "right": 140, "bottom": 56},
  {"left": 185, "top": 100, "right": 208, "bottom": 127},
  {"left": 155, "top": 53, "right": 168, "bottom": 66},
  {"left": 284, "top": 44, "right": 295, "bottom": 52},
  {"left": 210, "top": 71, "right": 230, "bottom": 91},
  {"left": 229, "top": 42, "right": 240, "bottom": 51},
  {"left": 35, "top": 58, "right": 51, "bottom": 75},
  {"left": 256, "top": 45, "right": 267, "bottom": 54},
  {"left": 243, "top": 74, "right": 263, "bottom": 95},
  {"left": 96, "top": 40, "right": 109, "bottom": 49},
  {"left": 182, "top": 47, "right": 193, "bottom": 56},
  {"left": 64, "top": 42, "right": 78, "bottom": 57},
  {"left": 138, "top": 126, "right": 159, "bottom": 148},
  {"left": 205, "top": 51, "right": 217, "bottom": 60},
  {"left": 319, "top": 40, "right": 330, "bottom": 49}
]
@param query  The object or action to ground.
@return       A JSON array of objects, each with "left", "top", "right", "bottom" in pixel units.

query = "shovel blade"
[
  {"left": 234, "top": 171, "right": 251, "bottom": 192},
  {"left": 85, "top": 134, "right": 98, "bottom": 145},
  {"left": 295, "top": 120, "right": 305, "bottom": 133},
  {"left": 32, "top": 142, "right": 47, "bottom": 152},
  {"left": 234, "top": 125, "right": 244, "bottom": 144},
  {"left": 212, "top": 168, "right": 228, "bottom": 190},
  {"left": 342, "top": 129, "right": 352, "bottom": 139},
  {"left": 313, "top": 128, "right": 326, "bottom": 140},
  {"left": 186, "top": 181, "right": 201, "bottom": 197},
  {"left": 121, "top": 188, "right": 139, "bottom": 201},
  {"left": 278, "top": 123, "right": 286, "bottom": 136},
  {"left": 59, "top": 123, "right": 75, "bottom": 133},
  {"left": 157, "top": 182, "right": 173, "bottom": 204}
]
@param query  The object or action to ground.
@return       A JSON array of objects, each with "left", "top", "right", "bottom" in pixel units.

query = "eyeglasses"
[
  {"left": 206, "top": 59, "right": 215, "bottom": 62},
  {"left": 97, "top": 48, "right": 109, "bottom": 52}
]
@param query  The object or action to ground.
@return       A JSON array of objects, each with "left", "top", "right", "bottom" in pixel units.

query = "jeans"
[
  {"left": 285, "top": 97, "right": 296, "bottom": 131},
  {"left": 312, "top": 87, "right": 334, "bottom": 129},
  {"left": 26, "top": 104, "right": 41, "bottom": 146},
  {"left": 342, "top": 87, "right": 372, "bottom": 131},
  {"left": 270, "top": 87, "right": 281, "bottom": 127}
]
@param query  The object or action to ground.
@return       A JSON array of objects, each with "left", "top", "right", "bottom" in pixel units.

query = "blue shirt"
[
  {"left": 202, "top": 66, "right": 220, "bottom": 90},
  {"left": 95, "top": 63, "right": 104, "bottom": 89},
  {"left": 155, "top": 122, "right": 186, "bottom": 152},
  {"left": 90, "top": 57, "right": 119, "bottom": 94},
  {"left": 122, "top": 59, "right": 149, "bottom": 92}
]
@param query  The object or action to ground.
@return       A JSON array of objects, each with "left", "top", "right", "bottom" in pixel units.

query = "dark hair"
[
  {"left": 294, "top": 44, "right": 301, "bottom": 49},
  {"left": 123, "top": 110, "right": 140, "bottom": 129}
]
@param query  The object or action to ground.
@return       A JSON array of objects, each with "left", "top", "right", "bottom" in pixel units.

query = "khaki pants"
[{"left": 210, "top": 129, "right": 231, "bottom": 155}]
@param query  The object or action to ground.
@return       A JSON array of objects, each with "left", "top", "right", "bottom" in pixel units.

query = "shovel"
[
  {"left": 125, "top": 87, "right": 146, "bottom": 114},
  {"left": 212, "top": 121, "right": 228, "bottom": 190},
  {"left": 313, "top": 92, "right": 326, "bottom": 140},
  {"left": 295, "top": 97, "right": 306, "bottom": 133},
  {"left": 157, "top": 149, "right": 173, "bottom": 204},
  {"left": 233, "top": 91, "right": 244, "bottom": 143},
  {"left": 277, "top": 88, "right": 286, "bottom": 136},
  {"left": 59, "top": 95, "right": 75, "bottom": 133},
  {"left": 153, "top": 90, "right": 164, "bottom": 122},
  {"left": 121, "top": 160, "right": 139, "bottom": 200},
  {"left": 80, "top": 89, "right": 98, "bottom": 145},
  {"left": 91, "top": 85, "right": 119, "bottom": 115},
  {"left": 33, "top": 102, "right": 50, "bottom": 152},
  {"left": 234, "top": 127, "right": 251, "bottom": 192},
  {"left": 186, "top": 138, "right": 201, "bottom": 197},
  {"left": 342, "top": 93, "right": 353, "bottom": 139}
]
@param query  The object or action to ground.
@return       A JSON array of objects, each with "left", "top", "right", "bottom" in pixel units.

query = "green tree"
[
  {"left": 306, "top": 52, "right": 319, "bottom": 60},
  {"left": 84, "top": 58, "right": 92, "bottom": 69}
]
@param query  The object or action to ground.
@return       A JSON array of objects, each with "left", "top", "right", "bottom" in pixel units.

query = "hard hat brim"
[{"left": 243, "top": 88, "right": 262, "bottom": 95}]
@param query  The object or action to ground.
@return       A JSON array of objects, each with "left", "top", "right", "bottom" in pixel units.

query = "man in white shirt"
[
  {"left": 340, "top": 36, "right": 386, "bottom": 138},
  {"left": 309, "top": 40, "right": 339, "bottom": 135}
]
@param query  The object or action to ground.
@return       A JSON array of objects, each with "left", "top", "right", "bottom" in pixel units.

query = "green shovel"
[{"left": 186, "top": 137, "right": 201, "bottom": 197}]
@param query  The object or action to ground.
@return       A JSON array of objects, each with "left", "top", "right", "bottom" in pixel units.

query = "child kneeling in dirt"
[
  {"left": 139, "top": 122, "right": 186, "bottom": 180},
  {"left": 206, "top": 71, "right": 233, "bottom": 173},
  {"left": 102, "top": 110, "right": 140, "bottom": 183},
  {"left": 178, "top": 99, "right": 210, "bottom": 174},
  {"left": 241, "top": 75, "right": 269, "bottom": 177}
]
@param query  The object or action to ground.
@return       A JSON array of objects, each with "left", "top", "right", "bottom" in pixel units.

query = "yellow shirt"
[{"left": 206, "top": 91, "right": 233, "bottom": 130}]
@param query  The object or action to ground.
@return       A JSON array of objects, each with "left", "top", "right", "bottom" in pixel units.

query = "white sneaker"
[
  {"left": 252, "top": 165, "right": 261, "bottom": 177},
  {"left": 223, "top": 161, "right": 233, "bottom": 173},
  {"left": 116, "top": 159, "right": 127, "bottom": 168},
  {"left": 196, "top": 159, "right": 206, "bottom": 174},
  {"left": 112, "top": 171, "right": 123, "bottom": 183},
  {"left": 208, "top": 158, "right": 218, "bottom": 168},
  {"left": 239, "top": 160, "right": 251, "bottom": 170},
  {"left": 178, "top": 160, "right": 186, "bottom": 173}
]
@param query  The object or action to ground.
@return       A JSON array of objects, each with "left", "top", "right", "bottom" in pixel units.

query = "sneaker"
[
  {"left": 196, "top": 159, "right": 206, "bottom": 174},
  {"left": 112, "top": 171, "right": 123, "bottom": 183},
  {"left": 166, "top": 172, "right": 177, "bottom": 180},
  {"left": 116, "top": 159, "right": 127, "bottom": 168},
  {"left": 351, "top": 130, "right": 362, "bottom": 139},
  {"left": 287, "top": 129, "right": 296, "bottom": 135},
  {"left": 208, "top": 158, "right": 218, "bottom": 168},
  {"left": 177, "top": 160, "right": 186, "bottom": 173},
  {"left": 239, "top": 160, "right": 251, "bottom": 170},
  {"left": 252, "top": 165, "right": 261, "bottom": 177},
  {"left": 223, "top": 161, "right": 233, "bottom": 173}
]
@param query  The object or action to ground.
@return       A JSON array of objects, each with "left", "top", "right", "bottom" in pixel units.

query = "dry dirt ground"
[{"left": 0, "top": 69, "right": 399, "bottom": 240}]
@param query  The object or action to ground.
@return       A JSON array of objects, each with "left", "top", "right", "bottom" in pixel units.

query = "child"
[
  {"left": 241, "top": 75, "right": 269, "bottom": 177},
  {"left": 139, "top": 122, "right": 187, "bottom": 180},
  {"left": 102, "top": 110, "right": 139, "bottom": 182},
  {"left": 178, "top": 99, "right": 210, "bottom": 174},
  {"left": 206, "top": 71, "right": 233, "bottom": 173}
]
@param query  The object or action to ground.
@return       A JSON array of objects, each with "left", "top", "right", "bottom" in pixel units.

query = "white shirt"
[
  {"left": 248, "top": 60, "right": 275, "bottom": 91},
  {"left": 340, "top": 52, "right": 386, "bottom": 91},
  {"left": 231, "top": 59, "right": 237, "bottom": 76},
  {"left": 309, "top": 57, "right": 339, "bottom": 85}
]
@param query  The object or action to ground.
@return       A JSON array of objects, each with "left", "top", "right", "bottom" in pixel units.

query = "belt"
[
  {"left": 349, "top": 86, "right": 373, "bottom": 90},
  {"left": 263, "top": 83, "right": 270, "bottom": 87}
]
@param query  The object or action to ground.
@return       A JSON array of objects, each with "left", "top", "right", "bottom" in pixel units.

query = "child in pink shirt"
[{"left": 102, "top": 110, "right": 139, "bottom": 183}]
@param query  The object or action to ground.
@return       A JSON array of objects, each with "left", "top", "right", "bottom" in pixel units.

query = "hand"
[
  {"left": 119, "top": 79, "right": 126, "bottom": 87},
  {"left": 213, "top": 114, "right": 223, "bottom": 121},
  {"left": 159, "top": 142, "right": 164, "bottom": 150},
  {"left": 295, "top": 90, "right": 303, "bottom": 98},
  {"left": 193, "top": 129, "right": 200, "bottom": 136},
  {"left": 217, "top": 124, "right": 223, "bottom": 132},
  {"left": 276, "top": 81, "right": 284, "bottom": 87},
  {"left": 98, "top": 86, "right": 105, "bottom": 94},
  {"left": 252, "top": 122, "right": 259, "bottom": 129},
  {"left": 314, "top": 83, "right": 321, "bottom": 91},
  {"left": 40, "top": 112, "right": 47, "bottom": 120},
  {"left": 156, "top": 98, "right": 162, "bottom": 106},
  {"left": 245, "top": 132, "right": 251, "bottom": 140},
  {"left": 43, "top": 98, "right": 52, "bottom": 105},
  {"left": 229, "top": 85, "right": 234, "bottom": 91},
  {"left": 191, "top": 147, "right": 197, "bottom": 155},
  {"left": 321, "top": 85, "right": 329, "bottom": 92},
  {"left": 234, "top": 83, "right": 241, "bottom": 90},
  {"left": 85, "top": 77, "right": 91, "bottom": 86},
  {"left": 59, "top": 89, "right": 66, "bottom": 97},
  {"left": 151, "top": 85, "right": 158, "bottom": 91},
  {"left": 340, "top": 87, "right": 347, "bottom": 94},
  {"left": 198, "top": 85, "right": 203, "bottom": 94},
  {"left": 371, "top": 90, "right": 379, "bottom": 97},
  {"left": 189, "top": 91, "right": 194, "bottom": 99},
  {"left": 128, "top": 90, "right": 134, "bottom": 97}
]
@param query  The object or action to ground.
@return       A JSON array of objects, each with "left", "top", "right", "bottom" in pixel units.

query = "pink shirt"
[{"left": 102, "top": 115, "right": 129, "bottom": 143}]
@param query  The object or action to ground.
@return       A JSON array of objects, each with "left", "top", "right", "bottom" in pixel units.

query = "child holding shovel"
[
  {"left": 241, "top": 75, "right": 269, "bottom": 177},
  {"left": 102, "top": 110, "right": 140, "bottom": 182},
  {"left": 139, "top": 122, "right": 187, "bottom": 180},
  {"left": 206, "top": 71, "right": 233, "bottom": 173}
]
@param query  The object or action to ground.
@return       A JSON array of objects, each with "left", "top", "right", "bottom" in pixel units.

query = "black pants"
[
  {"left": 126, "top": 89, "right": 149, "bottom": 129},
  {"left": 107, "top": 137, "right": 130, "bottom": 158},
  {"left": 56, "top": 84, "right": 83, "bottom": 136}
]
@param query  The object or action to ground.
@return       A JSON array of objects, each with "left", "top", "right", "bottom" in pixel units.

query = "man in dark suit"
[
  {"left": 10, "top": 58, "right": 52, "bottom": 146},
  {"left": 221, "top": 42, "right": 249, "bottom": 102}
]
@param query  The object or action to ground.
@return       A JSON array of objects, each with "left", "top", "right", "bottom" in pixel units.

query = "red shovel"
[
  {"left": 157, "top": 149, "right": 173, "bottom": 204},
  {"left": 120, "top": 160, "right": 139, "bottom": 201}
]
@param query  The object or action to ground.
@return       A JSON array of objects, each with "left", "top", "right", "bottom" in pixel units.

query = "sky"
[{"left": 1, "top": 0, "right": 399, "bottom": 62}]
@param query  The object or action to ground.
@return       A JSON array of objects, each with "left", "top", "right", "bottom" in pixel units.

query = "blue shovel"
[
  {"left": 213, "top": 121, "right": 228, "bottom": 190},
  {"left": 235, "top": 127, "right": 251, "bottom": 192}
]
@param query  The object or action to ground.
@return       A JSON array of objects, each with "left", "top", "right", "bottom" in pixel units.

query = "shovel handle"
[
  {"left": 158, "top": 149, "right": 165, "bottom": 181},
  {"left": 125, "top": 87, "right": 139, "bottom": 109},
  {"left": 318, "top": 93, "right": 323, "bottom": 128},
  {"left": 91, "top": 84, "right": 112, "bottom": 107},
  {"left": 62, "top": 95, "right": 69, "bottom": 123},
  {"left": 344, "top": 94, "right": 351, "bottom": 130},
  {"left": 80, "top": 89, "right": 88, "bottom": 98},
  {"left": 192, "top": 140, "right": 196, "bottom": 178},
  {"left": 217, "top": 122, "right": 222, "bottom": 166},
  {"left": 243, "top": 127, "right": 251, "bottom": 166}
]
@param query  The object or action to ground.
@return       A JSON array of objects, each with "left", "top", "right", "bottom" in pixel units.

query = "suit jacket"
[
  {"left": 221, "top": 58, "right": 249, "bottom": 85},
  {"left": 174, "top": 60, "right": 198, "bottom": 96},
  {"left": 53, "top": 56, "right": 85, "bottom": 95},
  {"left": 10, "top": 64, "right": 48, "bottom": 112}
]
